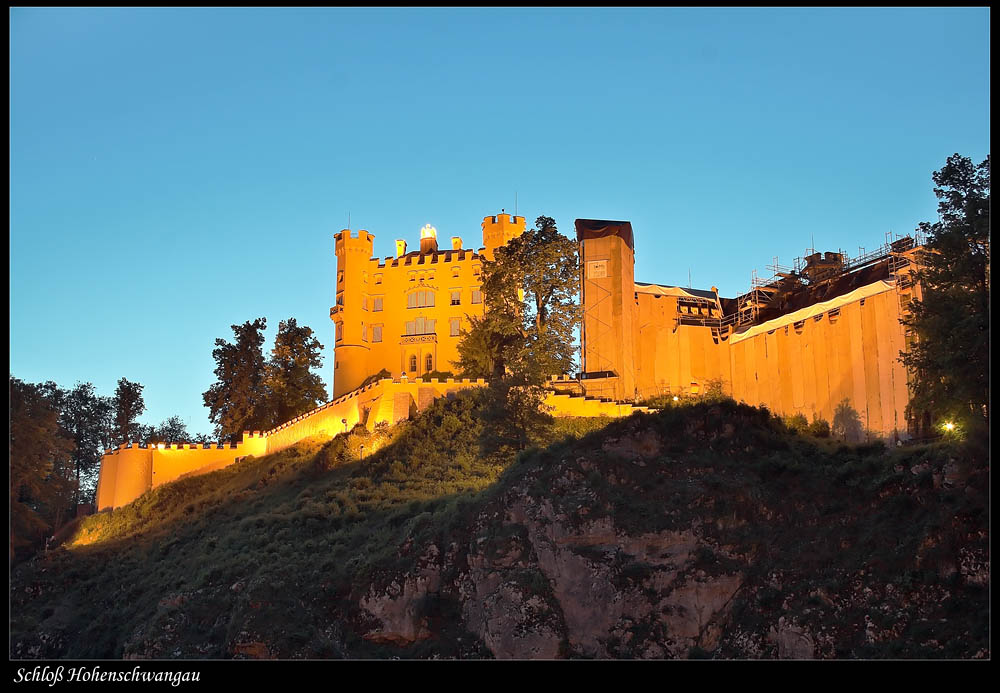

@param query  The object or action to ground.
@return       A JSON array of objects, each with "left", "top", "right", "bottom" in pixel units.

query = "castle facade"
[{"left": 331, "top": 214, "right": 525, "bottom": 398}]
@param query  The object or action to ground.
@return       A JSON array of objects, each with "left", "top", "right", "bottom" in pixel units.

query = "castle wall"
[{"left": 150, "top": 438, "right": 268, "bottom": 489}]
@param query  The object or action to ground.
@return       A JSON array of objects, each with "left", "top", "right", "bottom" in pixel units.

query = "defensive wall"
[{"left": 96, "top": 376, "right": 647, "bottom": 512}]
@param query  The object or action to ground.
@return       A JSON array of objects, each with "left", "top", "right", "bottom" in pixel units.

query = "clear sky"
[{"left": 10, "top": 7, "right": 990, "bottom": 438}]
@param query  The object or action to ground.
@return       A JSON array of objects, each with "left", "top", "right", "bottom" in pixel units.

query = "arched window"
[
  {"left": 425, "top": 354, "right": 433, "bottom": 372},
  {"left": 409, "top": 355, "right": 417, "bottom": 372}
]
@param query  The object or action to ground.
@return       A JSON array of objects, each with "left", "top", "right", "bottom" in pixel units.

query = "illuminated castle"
[
  {"left": 96, "top": 212, "right": 924, "bottom": 512},
  {"left": 330, "top": 213, "right": 525, "bottom": 398}
]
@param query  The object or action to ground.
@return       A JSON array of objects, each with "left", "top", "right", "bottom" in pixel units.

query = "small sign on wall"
[{"left": 587, "top": 260, "right": 608, "bottom": 279}]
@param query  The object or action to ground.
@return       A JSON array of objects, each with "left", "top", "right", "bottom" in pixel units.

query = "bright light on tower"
[{"left": 420, "top": 224, "right": 437, "bottom": 239}]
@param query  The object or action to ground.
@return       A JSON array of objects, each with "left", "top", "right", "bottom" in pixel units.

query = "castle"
[{"left": 95, "top": 212, "right": 923, "bottom": 512}]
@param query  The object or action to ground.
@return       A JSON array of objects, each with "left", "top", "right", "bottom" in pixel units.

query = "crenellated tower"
[
  {"left": 481, "top": 213, "right": 526, "bottom": 259},
  {"left": 332, "top": 229, "right": 375, "bottom": 398}
]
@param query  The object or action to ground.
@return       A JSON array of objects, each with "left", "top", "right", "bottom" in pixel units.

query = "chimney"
[
  {"left": 451, "top": 236, "right": 462, "bottom": 250},
  {"left": 395, "top": 239, "right": 407, "bottom": 258},
  {"left": 419, "top": 224, "right": 438, "bottom": 254}
]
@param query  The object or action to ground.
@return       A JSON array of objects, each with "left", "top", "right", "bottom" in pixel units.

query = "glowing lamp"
[
  {"left": 673, "top": 396, "right": 679, "bottom": 402},
  {"left": 943, "top": 422, "right": 955, "bottom": 432},
  {"left": 420, "top": 224, "right": 437, "bottom": 239}
]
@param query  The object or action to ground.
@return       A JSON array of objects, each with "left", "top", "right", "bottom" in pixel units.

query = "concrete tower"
[
  {"left": 576, "top": 219, "right": 638, "bottom": 401},
  {"left": 332, "top": 229, "right": 375, "bottom": 398}
]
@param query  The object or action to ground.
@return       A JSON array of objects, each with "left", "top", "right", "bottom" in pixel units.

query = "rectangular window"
[
  {"left": 472, "top": 264, "right": 481, "bottom": 277},
  {"left": 451, "top": 290, "right": 461, "bottom": 306},
  {"left": 374, "top": 274, "right": 383, "bottom": 285},
  {"left": 408, "top": 290, "right": 435, "bottom": 308},
  {"left": 362, "top": 295, "right": 368, "bottom": 311},
  {"left": 405, "top": 318, "right": 436, "bottom": 335},
  {"left": 471, "top": 289, "right": 482, "bottom": 304},
  {"left": 336, "top": 292, "right": 344, "bottom": 306},
  {"left": 361, "top": 322, "right": 367, "bottom": 341},
  {"left": 336, "top": 322, "right": 343, "bottom": 341},
  {"left": 373, "top": 296, "right": 383, "bottom": 312},
  {"left": 373, "top": 325, "right": 382, "bottom": 343},
  {"left": 450, "top": 318, "right": 460, "bottom": 336}
]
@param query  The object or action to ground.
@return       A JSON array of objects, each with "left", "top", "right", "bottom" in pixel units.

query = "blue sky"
[{"left": 10, "top": 7, "right": 990, "bottom": 437}]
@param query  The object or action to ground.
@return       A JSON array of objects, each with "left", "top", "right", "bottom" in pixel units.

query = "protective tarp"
[
  {"left": 575, "top": 219, "right": 634, "bottom": 251},
  {"left": 729, "top": 280, "right": 896, "bottom": 344},
  {"left": 634, "top": 282, "right": 718, "bottom": 302}
]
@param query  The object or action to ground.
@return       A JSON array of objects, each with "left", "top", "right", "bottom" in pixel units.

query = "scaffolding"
[{"left": 719, "top": 232, "right": 925, "bottom": 332}]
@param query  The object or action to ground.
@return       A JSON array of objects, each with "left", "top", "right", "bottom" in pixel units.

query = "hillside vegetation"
[{"left": 10, "top": 390, "right": 988, "bottom": 659}]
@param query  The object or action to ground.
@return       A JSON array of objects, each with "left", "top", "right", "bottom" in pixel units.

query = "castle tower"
[
  {"left": 332, "top": 229, "right": 375, "bottom": 398},
  {"left": 575, "top": 219, "right": 637, "bottom": 401},
  {"left": 481, "top": 212, "right": 526, "bottom": 259}
]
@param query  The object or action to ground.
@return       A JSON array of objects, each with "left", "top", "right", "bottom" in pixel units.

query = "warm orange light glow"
[
  {"left": 944, "top": 422, "right": 955, "bottom": 431},
  {"left": 673, "top": 396, "right": 679, "bottom": 402}
]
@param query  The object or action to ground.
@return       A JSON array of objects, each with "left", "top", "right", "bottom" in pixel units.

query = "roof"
[
  {"left": 575, "top": 219, "right": 634, "bottom": 252},
  {"left": 635, "top": 282, "right": 718, "bottom": 301}
]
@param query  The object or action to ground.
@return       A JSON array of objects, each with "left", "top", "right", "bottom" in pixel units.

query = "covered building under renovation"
[{"left": 574, "top": 219, "right": 924, "bottom": 440}]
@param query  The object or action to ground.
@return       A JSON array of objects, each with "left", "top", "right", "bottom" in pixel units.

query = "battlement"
[{"left": 335, "top": 229, "right": 376, "bottom": 255}]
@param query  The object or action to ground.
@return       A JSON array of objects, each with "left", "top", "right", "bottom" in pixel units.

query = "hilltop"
[{"left": 10, "top": 391, "right": 989, "bottom": 659}]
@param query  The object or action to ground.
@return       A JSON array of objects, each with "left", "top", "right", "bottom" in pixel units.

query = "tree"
[
  {"left": 112, "top": 378, "right": 146, "bottom": 445},
  {"left": 901, "top": 154, "right": 990, "bottom": 435},
  {"left": 261, "top": 318, "right": 328, "bottom": 428},
  {"left": 10, "top": 376, "right": 75, "bottom": 560},
  {"left": 202, "top": 318, "right": 269, "bottom": 442},
  {"left": 145, "top": 415, "right": 191, "bottom": 444},
  {"left": 454, "top": 215, "right": 581, "bottom": 384},
  {"left": 58, "top": 382, "right": 114, "bottom": 505}
]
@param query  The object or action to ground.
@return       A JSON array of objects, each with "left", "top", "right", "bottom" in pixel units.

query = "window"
[
  {"left": 409, "top": 272, "right": 416, "bottom": 282},
  {"left": 337, "top": 271, "right": 344, "bottom": 284},
  {"left": 361, "top": 322, "right": 367, "bottom": 342},
  {"left": 373, "top": 296, "right": 383, "bottom": 312},
  {"left": 374, "top": 274, "right": 383, "bottom": 285},
  {"left": 405, "top": 317, "right": 436, "bottom": 335},
  {"left": 372, "top": 325, "right": 382, "bottom": 343},
  {"left": 425, "top": 354, "right": 433, "bottom": 372},
  {"left": 450, "top": 318, "right": 460, "bottom": 336},
  {"left": 428, "top": 271, "right": 435, "bottom": 280},
  {"left": 409, "top": 355, "right": 417, "bottom": 372},
  {"left": 472, "top": 264, "right": 481, "bottom": 276},
  {"left": 407, "top": 290, "right": 435, "bottom": 308},
  {"left": 336, "top": 322, "right": 343, "bottom": 341},
  {"left": 471, "top": 289, "right": 482, "bottom": 304},
  {"left": 452, "top": 266, "right": 460, "bottom": 278},
  {"left": 361, "top": 295, "right": 368, "bottom": 311},
  {"left": 336, "top": 292, "right": 344, "bottom": 306},
  {"left": 450, "top": 290, "right": 461, "bottom": 305}
]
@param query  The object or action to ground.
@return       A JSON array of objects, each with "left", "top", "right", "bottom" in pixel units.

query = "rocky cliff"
[{"left": 10, "top": 394, "right": 990, "bottom": 659}]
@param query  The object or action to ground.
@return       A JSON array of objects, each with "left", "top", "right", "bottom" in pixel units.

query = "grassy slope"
[{"left": 9, "top": 391, "right": 989, "bottom": 659}]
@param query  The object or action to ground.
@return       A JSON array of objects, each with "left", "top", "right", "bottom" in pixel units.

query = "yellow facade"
[
  {"left": 95, "top": 211, "right": 927, "bottom": 513},
  {"left": 330, "top": 214, "right": 526, "bottom": 398},
  {"left": 578, "top": 220, "right": 922, "bottom": 441}
]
